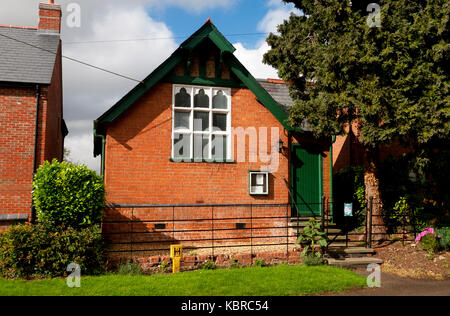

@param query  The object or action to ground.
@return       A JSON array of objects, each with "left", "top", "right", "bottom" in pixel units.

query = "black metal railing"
[
  {"left": 103, "top": 203, "right": 300, "bottom": 262},
  {"left": 102, "top": 198, "right": 419, "bottom": 262},
  {"left": 327, "top": 197, "right": 419, "bottom": 249}
]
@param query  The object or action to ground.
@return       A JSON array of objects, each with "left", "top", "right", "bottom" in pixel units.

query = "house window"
[
  {"left": 172, "top": 85, "right": 231, "bottom": 161},
  {"left": 249, "top": 171, "right": 269, "bottom": 195}
]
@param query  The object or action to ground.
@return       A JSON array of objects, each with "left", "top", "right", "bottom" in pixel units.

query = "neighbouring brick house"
[
  {"left": 94, "top": 21, "right": 333, "bottom": 258},
  {"left": 0, "top": 1, "right": 67, "bottom": 231}
]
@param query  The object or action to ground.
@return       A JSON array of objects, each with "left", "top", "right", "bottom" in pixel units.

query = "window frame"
[
  {"left": 249, "top": 171, "right": 270, "bottom": 196},
  {"left": 172, "top": 84, "right": 232, "bottom": 162}
]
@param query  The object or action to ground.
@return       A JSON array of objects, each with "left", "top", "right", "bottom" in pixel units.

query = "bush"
[
  {"left": 302, "top": 254, "right": 325, "bottom": 266},
  {"left": 419, "top": 234, "right": 441, "bottom": 255},
  {"left": 117, "top": 261, "right": 143, "bottom": 276},
  {"left": 33, "top": 159, "right": 105, "bottom": 230},
  {"left": 0, "top": 224, "right": 105, "bottom": 279},
  {"left": 296, "top": 218, "right": 327, "bottom": 258},
  {"left": 253, "top": 259, "right": 267, "bottom": 267},
  {"left": 202, "top": 261, "right": 217, "bottom": 270},
  {"left": 436, "top": 227, "right": 450, "bottom": 250}
]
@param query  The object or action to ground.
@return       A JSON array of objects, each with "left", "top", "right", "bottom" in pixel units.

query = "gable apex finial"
[{"left": 205, "top": 18, "right": 213, "bottom": 24}]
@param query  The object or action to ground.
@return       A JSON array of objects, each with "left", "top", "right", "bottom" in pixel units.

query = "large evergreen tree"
[{"left": 264, "top": 0, "right": 449, "bottom": 234}]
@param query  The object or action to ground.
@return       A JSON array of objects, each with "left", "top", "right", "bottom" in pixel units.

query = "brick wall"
[
  {"left": 0, "top": 43, "right": 63, "bottom": 229},
  {"left": 0, "top": 86, "right": 36, "bottom": 224},
  {"left": 102, "top": 82, "right": 333, "bottom": 259},
  {"left": 104, "top": 83, "right": 290, "bottom": 205},
  {"left": 333, "top": 122, "right": 413, "bottom": 174},
  {"left": 37, "top": 42, "right": 64, "bottom": 163}
]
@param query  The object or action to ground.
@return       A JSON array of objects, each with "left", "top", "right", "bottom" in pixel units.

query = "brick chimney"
[{"left": 38, "top": 0, "right": 62, "bottom": 34}]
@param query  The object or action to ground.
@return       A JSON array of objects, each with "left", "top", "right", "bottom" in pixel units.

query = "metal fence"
[
  {"left": 331, "top": 197, "right": 419, "bottom": 249},
  {"left": 102, "top": 198, "right": 419, "bottom": 261},
  {"left": 102, "top": 203, "right": 300, "bottom": 261}
]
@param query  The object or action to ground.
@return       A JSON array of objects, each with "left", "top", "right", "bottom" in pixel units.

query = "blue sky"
[{"left": 149, "top": 0, "right": 273, "bottom": 48}]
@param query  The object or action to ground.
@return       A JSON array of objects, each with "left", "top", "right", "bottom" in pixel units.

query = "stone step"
[
  {"left": 289, "top": 226, "right": 342, "bottom": 234},
  {"left": 327, "top": 257, "right": 383, "bottom": 267},
  {"left": 290, "top": 217, "right": 333, "bottom": 223},
  {"left": 325, "top": 247, "right": 375, "bottom": 259}
]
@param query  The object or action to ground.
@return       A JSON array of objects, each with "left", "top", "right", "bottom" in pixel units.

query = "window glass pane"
[
  {"left": 173, "top": 134, "right": 191, "bottom": 159},
  {"left": 213, "top": 113, "right": 227, "bottom": 132},
  {"left": 194, "top": 111, "right": 210, "bottom": 132},
  {"left": 213, "top": 90, "right": 228, "bottom": 109},
  {"left": 194, "top": 89, "right": 209, "bottom": 108},
  {"left": 212, "top": 135, "right": 227, "bottom": 160},
  {"left": 175, "top": 88, "right": 191, "bottom": 108},
  {"left": 194, "top": 134, "right": 209, "bottom": 160},
  {"left": 174, "top": 111, "right": 190, "bottom": 131}
]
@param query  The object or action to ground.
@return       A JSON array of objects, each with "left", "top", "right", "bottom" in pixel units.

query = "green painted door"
[{"left": 291, "top": 145, "right": 322, "bottom": 216}]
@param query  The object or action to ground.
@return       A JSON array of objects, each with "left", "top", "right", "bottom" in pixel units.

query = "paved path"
[{"left": 333, "top": 270, "right": 450, "bottom": 296}]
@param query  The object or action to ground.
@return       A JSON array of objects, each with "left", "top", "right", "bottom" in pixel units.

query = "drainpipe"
[
  {"left": 31, "top": 84, "right": 41, "bottom": 223},
  {"left": 330, "top": 135, "right": 336, "bottom": 220}
]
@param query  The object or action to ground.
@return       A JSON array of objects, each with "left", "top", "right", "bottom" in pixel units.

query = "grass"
[{"left": 0, "top": 265, "right": 366, "bottom": 296}]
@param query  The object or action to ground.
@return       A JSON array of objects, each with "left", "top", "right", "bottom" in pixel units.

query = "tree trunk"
[{"left": 363, "top": 147, "right": 388, "bottom": 242}]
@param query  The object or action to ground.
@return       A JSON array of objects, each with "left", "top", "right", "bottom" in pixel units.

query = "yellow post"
[{"left": 170, "top": 245, "right": 183, "bottom": 274}]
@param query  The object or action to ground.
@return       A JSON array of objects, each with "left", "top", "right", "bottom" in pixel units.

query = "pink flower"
[{"left": 415, "top": 228, "right": 439, "bottom": 243}]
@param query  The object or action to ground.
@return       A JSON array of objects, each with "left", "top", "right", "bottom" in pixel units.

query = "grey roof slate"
[
  {"left": 258, "top": 79, "right": 313, "bottom": 132},
  {"left": 0, "top": 26, "right": 60, "bottom": 85}
]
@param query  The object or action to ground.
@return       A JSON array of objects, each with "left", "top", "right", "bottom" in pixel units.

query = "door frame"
[{"left": 290, "top": 143, "right": 323, "bottom": 217}]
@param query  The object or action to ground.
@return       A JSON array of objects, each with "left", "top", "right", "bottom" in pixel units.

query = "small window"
[{"left": 249, "top": 171, "right": 269, "bottom": 196}]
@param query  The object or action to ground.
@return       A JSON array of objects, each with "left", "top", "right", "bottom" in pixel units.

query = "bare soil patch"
[{"left": 373, "top": 241, "right": 449, "bottom": 280}]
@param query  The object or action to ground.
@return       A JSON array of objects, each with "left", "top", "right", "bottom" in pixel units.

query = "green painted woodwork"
[
  {"left": 291, "top": 144, "right": 322, "bottom": 216},
  {"left": 93, "top": 20, "right": 293, "bottom": 157}
]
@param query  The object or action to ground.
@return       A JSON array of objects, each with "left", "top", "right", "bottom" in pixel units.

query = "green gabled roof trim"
[
  {"left": 180, "top": 20, "right": 235, "bottom": 54},
  {"left": 224, "top": 53, "right": 291, "bottom": 131},
  {"left": 94, "top": 20, "right": 292, "bottom": 157}
]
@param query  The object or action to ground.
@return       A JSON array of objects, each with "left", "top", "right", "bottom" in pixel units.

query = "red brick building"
[
  {"left": 94, "top": 21, "right": 333, "bottom": 256},
  {"left": 0, "top": 1, "right": 67, "bottom": 230}
]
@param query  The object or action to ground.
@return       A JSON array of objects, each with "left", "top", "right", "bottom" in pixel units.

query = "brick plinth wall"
[
  {"left": 103, "top": 205, "right": 296, "bottom": 258},
  {"left": 114, "top": 250, "right": 303, "bottom": 272}
]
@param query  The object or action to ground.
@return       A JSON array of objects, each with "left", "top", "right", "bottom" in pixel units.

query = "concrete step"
[
  {"left": 290, "top": 217, "right": 333, "bottom": 223},
  {"left": 325, "top": 247, "right": 375, "bottom": 259},
  {"left": 289, "top": 226, "right": 342, "bottom": 234},
  {"left": 327, "top": 257, "right": 383, "bottom": 267}
]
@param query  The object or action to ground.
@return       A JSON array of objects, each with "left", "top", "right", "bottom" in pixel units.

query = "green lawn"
[{"left": 0, "top": 265, "right": 366, "bottom": 296}]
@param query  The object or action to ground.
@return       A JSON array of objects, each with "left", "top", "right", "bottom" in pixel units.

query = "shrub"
[
  {"left": 33, "top": 159, "right": 105, "bottom": 230},
  {"left": 0, "top": 224, "right": 105, "bottom": 279},
  {"left": 302, "top": 254, "right": 325, "bottom": 266},
  {"left": 419, "top": 234, "right": 441, "bottom": 255},
  {"left": 117, "top": 261, "right": 143, "bottom": 276},
  {"left": 253, "top": 259, "right": 267, "bottom": 267},
  {"left": 230, "top": 259, "right": 241, "bottom": 269},
  {"left": 436, "top": 227, "right": 450, "bottom": 250},
  {"left": 202, "top": 261, "right": 217, "bottom": 270},
  {"left": 159, "top": 261, "right": 169, "bottom": 273},
  {"left": 296, "top": 218, "right": 327, "bottom": 259}
]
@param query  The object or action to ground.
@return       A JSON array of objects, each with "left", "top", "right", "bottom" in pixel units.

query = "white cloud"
[
  {"left": 0, "top": 0, "right": 295, "bottom": 173},
  {"left": 232, "top": 0, "right": 300, "bottom": 81},
  {"left": 62, "top": 7, "right": 178, "bottom": 173},
  {"left": 64, "top": 131, "right": 99, "bottom": 171},
  {"left": 258, "top": 0, "right": 299, "bottom": 33},
  {"left": 0, "top": 0, "right": 239, "bottom": 28},
  {"left": 233, "top": 41, "right": 278, "bottom": 79}
]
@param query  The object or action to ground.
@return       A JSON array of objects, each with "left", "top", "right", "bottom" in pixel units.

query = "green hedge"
[
  {"left": 0, "top": 224, "right": 105, "bottom": 279},
  {"left": 33, "top": 160, "right": 105, "bottom": 230}
]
